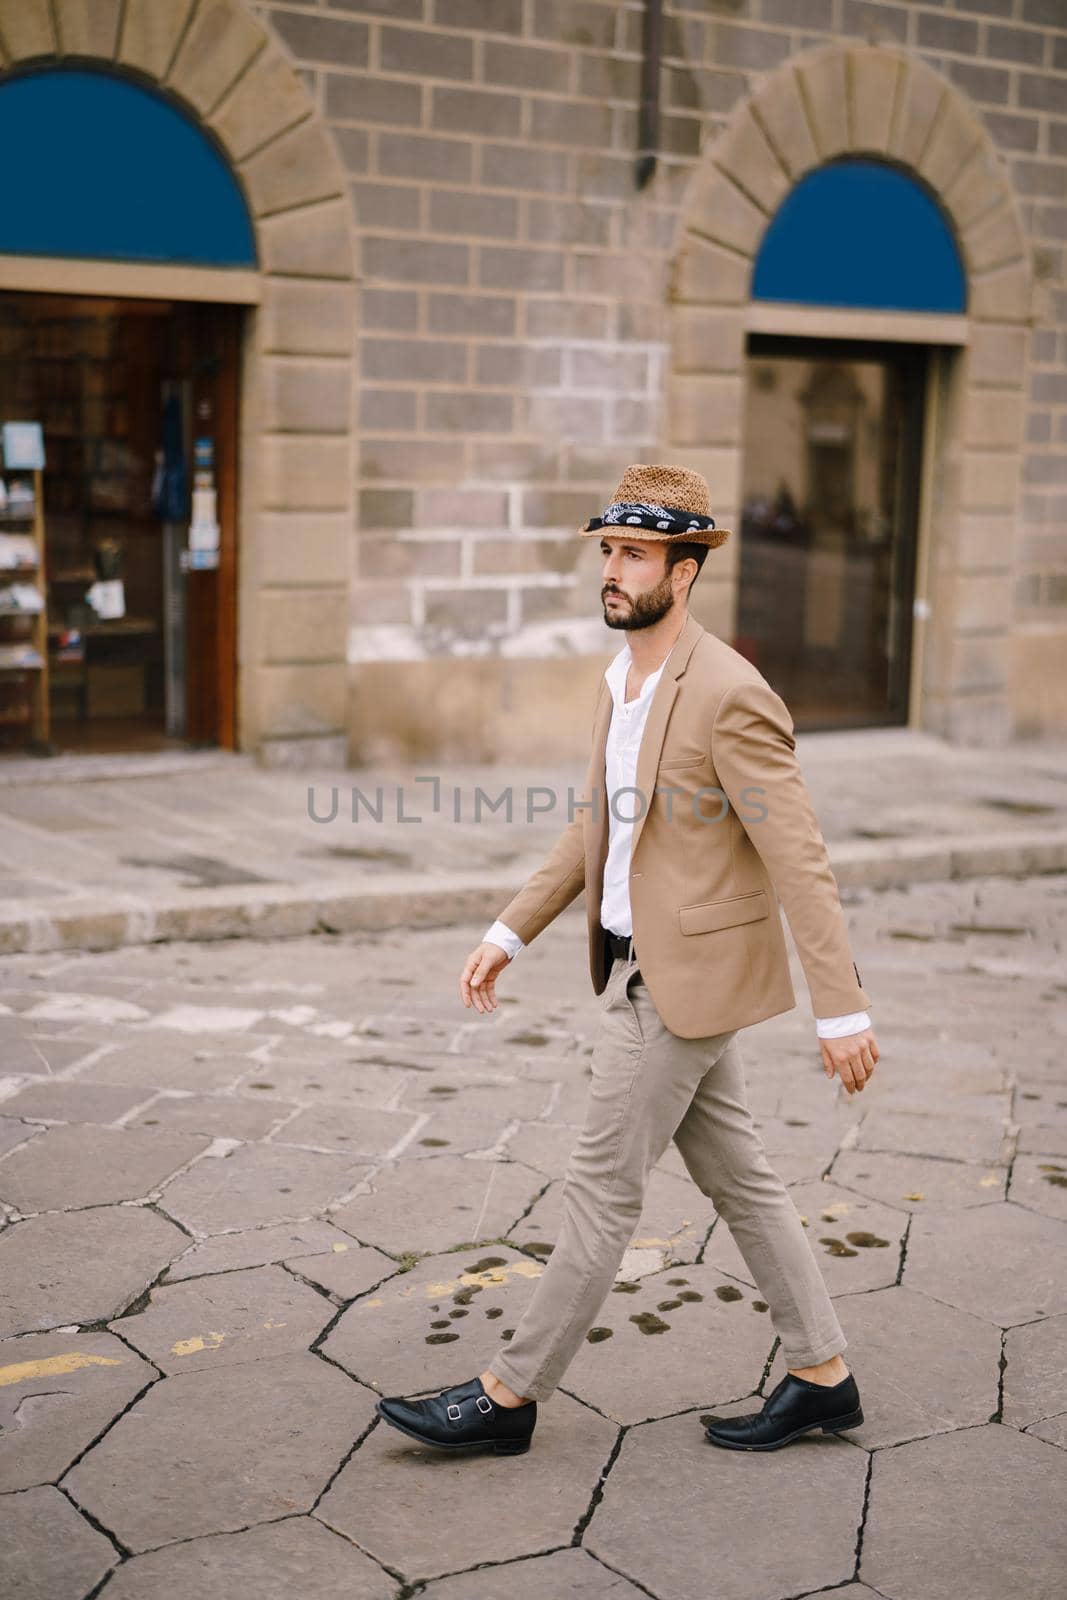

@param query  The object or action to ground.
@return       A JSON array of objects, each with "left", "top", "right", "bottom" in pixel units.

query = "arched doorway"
[
  {"left": 667, "top": 43, "right": 1032, "bottom": 745},
  {"left": 0, "top": 4, "right": 357, "bottom": 763},
  {"left": 740, "top": 154, "right": 967, "bottom": 727}
]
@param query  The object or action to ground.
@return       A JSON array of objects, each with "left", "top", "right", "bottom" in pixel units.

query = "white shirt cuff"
[
  {"left": 484, "top": 919, "right": 524, "bottom": 960},
  {"left": 816, "top": 1010, "right": 871, "bottom": 1039}
]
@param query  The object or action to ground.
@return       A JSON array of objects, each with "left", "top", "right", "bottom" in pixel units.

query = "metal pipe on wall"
[{"left": 635, "top": 0, "right": 662, "bottom": 190}]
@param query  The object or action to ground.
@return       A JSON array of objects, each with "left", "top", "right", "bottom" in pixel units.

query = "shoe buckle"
[
  {"left": 476, "top": 1394, "right": 493, "bottom": 1414},
  {"left": 446, "top": 1402, "right": 462, "bottom": 1420}
]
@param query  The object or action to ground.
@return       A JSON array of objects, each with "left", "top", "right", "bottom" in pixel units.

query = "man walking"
[{"left": 377, "top": 464, "right": 878, "bottom": 1457}]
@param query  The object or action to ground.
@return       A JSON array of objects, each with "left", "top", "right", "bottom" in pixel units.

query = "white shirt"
[{"left": 485, "top": 638, "right": 871, "bottom": 1041}]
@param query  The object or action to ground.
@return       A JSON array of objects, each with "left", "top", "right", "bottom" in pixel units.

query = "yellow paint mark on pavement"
[
  {"left": 171, "top": 1331, "right": 226, "bottom": 1356},
  {"left": 331, "top": 1242, "right": 349, "bottom": 1252},
  {"left": 0, "top": 1352, "right": 122, "bottom": 1387},
  {"left": 978, "top": 1175, "right": 1000, "bottom": 1187},
  {"left": 904, "top": 1192, "right": 925, "bottom": 1201},
  {"left": 422, "top": 1261, "right": 544, "bottom": 1297}
]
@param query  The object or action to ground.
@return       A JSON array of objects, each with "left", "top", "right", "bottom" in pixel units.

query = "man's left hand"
[{"left": 821, "top": 1028, "right": 879, "bottom": 1096}]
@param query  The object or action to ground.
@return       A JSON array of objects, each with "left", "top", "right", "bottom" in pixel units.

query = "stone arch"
[
  {"left": 0, "top": 0, "right": 359, "bottom": 764},
  {"left": 667, "top": 41, "right": 1033, "bottom": 745}
]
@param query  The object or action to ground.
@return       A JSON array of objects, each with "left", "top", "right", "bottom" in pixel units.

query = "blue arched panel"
[
  {"left": 0, "top": 68, "right": 256, "bottom": 267},
  {"left": 752, "top": 158, "right": 965, "bottom": 314}
]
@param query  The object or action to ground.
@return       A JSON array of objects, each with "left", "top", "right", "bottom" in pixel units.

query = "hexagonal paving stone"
[
  {"left": 852, "top": 1107, "right": 1008, "bottom": 1164},
  {"left": 1027, "top": 1411, "right": 1067, "bottom": 1447},
  {"left": 398, "top": 1072, "right": 550, "bottom": 1118},
  {"left": 703, "top": 1179, "right": 904, "bottom": 1297},
  {"left": 869, "top": 1080, "right": 1011, "bottom": 1122},
  {"left": 397, "top": 1101, "right": 533, "bottom": 1158},
  {"left": 0, "top": 1078, "right": 150, "bottom": 1124},
  {"left": 316, "top": 1388, "right": 616, "bottom": 1583},
  {"left": 1008, "top": 1152, "right": 1067, "bottom": 1222},
  {"left": 509, "top": 1165, "right": 716, "bottom": 1270},
  {"left": 831, "top": 1149, "right": 1006, "bottom": 1211},
  {"left": 321, "top": 1244, "right": 547, "bottom": 1394},
  {"left": 0, "top": 1330, "right": 157, "bottom": 1493},
  {"left": 163, "top": 1219, "right": 353, "bottom": 1281},
  {"left": 799, "top": 1591, "right": 884, "bottom": 1600},
  {"left": 110, "top": 1264, "right": 335, "bottom": 1374},
  {"left": 0, "top": 1484, "right": 117, "bottom": 1600},
  {"left": 506, "top": 1120, "right": 597, "bottom": 1176},
  {"left": 159, "top": 1143, "right": 370, "bottom": 1235},
  {"left": 1002, "top": 1313, "right": 1067, "bottom": 1428},
  {"left": 0, "top": 1117, "right": 37, "bottom": 1159},
  {"left": 85, "top": 1043, "right": 257, "bottom": 1092},
  {"left": 233, "top": 1055, "right": 411, "bottom": 1108},
  {"left": 0, "top": 1029, "right": 73, "bottom": 1077},
  {"left": 795, "top": 1590, "right": 883, "bottom": 1599},
  {"left": 272, "top": 1103, "right": 419, "bottom": 1155},
  {"left": 63, "top": 1352, "right": 374, "bottom": 1552},
  {"left": 421, "top": 1547, "right": 649, "bottom": 1598},
  {"left": 585, "top": 1409, "right": 867, "bottom": 1600},
  {"left": 763, "top": 1285, "right": 1000, "bottom": 1448},
  {"left": 557, "top": 1261, "right": 776, "bottom": 1425},
  {"left": 0, "top": 1205, "right": 188, "bottom": 1337},
  {"left": 749, "top": 1112, "right": 846, "bottom": 1176},
  {"left": 0, "top": 1123, "right": 208, "bottom": 1212},
  {"left": 1017, "top": 1122, "right": 1067, "bottom": 1157},
  {"left": 1011, "top": 1087, "right": 1067, "bottom": 1128},
  {"left": 537, "top": 1064, "right": 597, "bottom": 1126},
  {"left": 903, "top": 1203, "right": 1067, "bottom": 1326},
  {"left": 97, "top": 1514, "right": 393, "bottom": 1600},
  {"left": 289, "top": 1240, "right": 398, "bottom": 1301},
  {"left": 330, "top": 1154, "right": 545, "bottom": 1254},
  {"left": 860, "top": 1424, "right": 1067, "bottom": 1598},
  {"left": 128, "top": 1092, "right": 297, "bottom": 1141}
]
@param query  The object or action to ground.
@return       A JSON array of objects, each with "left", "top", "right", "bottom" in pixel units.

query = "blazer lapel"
[{"left": 629, "top": 610, "right": 705, "bottom": 862}]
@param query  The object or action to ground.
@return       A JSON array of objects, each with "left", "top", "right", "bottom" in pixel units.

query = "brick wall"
[{"left": 249, "top": 0, "right": 1067, "bottom": 747}]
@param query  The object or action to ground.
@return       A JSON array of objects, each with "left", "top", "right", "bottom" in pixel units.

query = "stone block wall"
[{"left": 207, "top": 4, "right": 1067, "bottom": 753}]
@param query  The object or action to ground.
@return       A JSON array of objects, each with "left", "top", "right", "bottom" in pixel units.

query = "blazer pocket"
[
  {"left": 678, "top": 888, "right": 770, "bottom": 935},
  {"left": 659, "top": 756, "right": 706, "bottom": 770}
]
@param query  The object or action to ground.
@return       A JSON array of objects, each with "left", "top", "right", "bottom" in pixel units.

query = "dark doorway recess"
[
  {"left": 738, "top": 332, "right": 927, "bottom": 731},
  {"left": 0, "top": 292, "right": 240, "bottom": 754}
]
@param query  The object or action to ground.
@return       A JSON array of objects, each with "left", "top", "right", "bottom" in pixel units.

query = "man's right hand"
[{"left": 460, "top": 941, "right": 512, "bottom": 1014}]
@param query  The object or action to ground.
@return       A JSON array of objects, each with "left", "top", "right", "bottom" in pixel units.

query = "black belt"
[{"left": 605, "top": 929, "right": 637, "bottom": 963}]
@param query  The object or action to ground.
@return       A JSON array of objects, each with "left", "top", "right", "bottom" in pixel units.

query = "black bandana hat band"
[{"left": 583, "top": 500, "right": 718, "bottom": 535}]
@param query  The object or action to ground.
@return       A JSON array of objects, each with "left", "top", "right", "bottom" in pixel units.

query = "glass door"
[{"left": 737, "top": 334, "right": 926, "bottom": 729}]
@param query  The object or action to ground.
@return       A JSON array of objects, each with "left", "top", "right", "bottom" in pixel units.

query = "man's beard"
[{"left": 602, "top": 567, "right": 676, "bottom": 630}]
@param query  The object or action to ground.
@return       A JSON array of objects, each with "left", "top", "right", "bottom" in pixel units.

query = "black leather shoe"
[
  {"left": 377, "top": 1375, "right": 536, "bottom": 1455},
  {"left": 704, "top": 1370, "right": 863, "bottom": 1451}
]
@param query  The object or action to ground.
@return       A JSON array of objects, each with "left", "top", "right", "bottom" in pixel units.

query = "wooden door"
[{"left": 173, "top": 303, "right": 240, "bottom": 748}]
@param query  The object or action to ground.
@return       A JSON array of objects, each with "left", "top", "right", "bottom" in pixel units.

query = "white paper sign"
[
  {"left": 86, "top": 579, "right": 126, "bottom": 620},
  {"left": 2, "top": 422, "right": 45, "bottom": 470},
  {"left": 189, "top": 486, "right": 219, "bottom": 551}
]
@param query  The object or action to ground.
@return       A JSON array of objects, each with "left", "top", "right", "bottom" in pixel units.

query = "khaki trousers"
[{"left": 486, "top": 950, "right": 847, "bottom": 1403}]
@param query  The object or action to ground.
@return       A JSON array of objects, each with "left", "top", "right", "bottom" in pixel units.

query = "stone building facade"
[{"left": 0, "top": 0, "right": 1064, "bottom": 764}]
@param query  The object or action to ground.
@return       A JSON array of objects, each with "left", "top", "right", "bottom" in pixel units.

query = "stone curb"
[{"left": 1, "top": 830, "right": 1065, "bottom": 958}]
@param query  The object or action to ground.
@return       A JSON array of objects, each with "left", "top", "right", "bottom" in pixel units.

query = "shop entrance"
[
  {"left": 737, "top": 333, "right": 926, "bottom": 731},
  {"left": 0, "top": 292, "right": 240, "bottom": 755}
]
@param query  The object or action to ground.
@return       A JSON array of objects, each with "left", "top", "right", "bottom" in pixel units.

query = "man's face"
[{"left": 600, "top": 536, "right": 686, "bottom": 630}]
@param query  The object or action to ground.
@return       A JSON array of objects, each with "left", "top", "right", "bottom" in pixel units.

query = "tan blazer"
[{"left": 494, "top": 609, "right": 871, "bottom": 1039}]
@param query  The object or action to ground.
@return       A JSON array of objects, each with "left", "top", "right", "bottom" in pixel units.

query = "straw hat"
[{"left": 579, "top": 463, "right": 731, "bottom": 548}]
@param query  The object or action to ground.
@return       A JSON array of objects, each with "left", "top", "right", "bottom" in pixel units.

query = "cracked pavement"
[{"left": 1, "top": 871, "right": 1066, "bottom": 1599}]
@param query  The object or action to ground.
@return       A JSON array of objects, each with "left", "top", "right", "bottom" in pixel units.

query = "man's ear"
[{"left": 671, "top": 554, "right": 697, "bottom": 593}]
